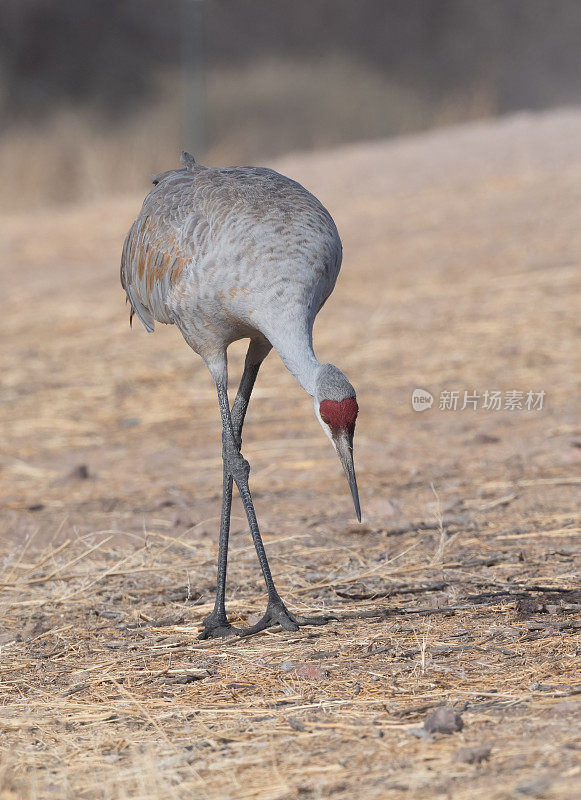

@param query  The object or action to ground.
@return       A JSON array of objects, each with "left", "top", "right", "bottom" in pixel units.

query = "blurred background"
[{"left": 2, "top": 0, "right": 581, "bottom": 210}]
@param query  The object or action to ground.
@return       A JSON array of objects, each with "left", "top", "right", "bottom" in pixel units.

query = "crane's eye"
[{"left": 320, "top": 412, "right": 331, "bottom": 426}]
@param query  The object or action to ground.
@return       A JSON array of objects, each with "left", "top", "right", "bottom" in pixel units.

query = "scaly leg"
[
  {"left": 198, "top": 344, "right": 265, "bottom": 639},
  {"left": 209, "top": 364, "right": 335, "bottom": 638},
  {"left": 234, "top": 441, "right": 335, "bottom": 636}
]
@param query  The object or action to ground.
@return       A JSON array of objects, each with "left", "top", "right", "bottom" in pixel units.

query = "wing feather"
[{"left": 120, "top": 176, "right": 195, "bottom": 331}]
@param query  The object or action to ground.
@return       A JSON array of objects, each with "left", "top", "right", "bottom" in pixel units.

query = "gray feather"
[
  {"left": 120, "top": 154, "right": 344, "bottom": 393},
  {"left": 180, "top": 151, "right": 197, "bottom": 171}
]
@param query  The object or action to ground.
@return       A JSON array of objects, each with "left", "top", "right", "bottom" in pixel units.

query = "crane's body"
[
  {"left": 122, "top": 159, "right": 340, "bottom": 389},
  {"left": 121, "top": 153, "right": 360, "bottom": 638}
]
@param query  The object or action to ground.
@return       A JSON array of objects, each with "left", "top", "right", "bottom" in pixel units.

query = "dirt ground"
[{"left": 1, "top": 110, "right": 580, "bottom": 799}]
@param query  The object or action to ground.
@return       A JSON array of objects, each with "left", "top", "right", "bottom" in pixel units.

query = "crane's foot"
[
  {"left": 239, "top": 597, "right": 337, "bottom": 637},
  {"left": 197, "top": 610, "right": 238, "bottom": 639}
]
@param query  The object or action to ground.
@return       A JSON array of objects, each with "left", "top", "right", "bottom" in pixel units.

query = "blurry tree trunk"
[{"left": 181, "top": 0, "right": 206, "bottom": 157}]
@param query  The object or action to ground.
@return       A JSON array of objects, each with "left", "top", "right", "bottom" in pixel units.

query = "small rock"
[
  {"left": 407, "top": 727, "right": 431, "bottom": 739},
  {"left": 472, "top": 433, "right": 500, "bottom": 444},
  {"left": 424, "top": 706, "right": 463, "bottom": 734},
  {"left": 515, "top": 775, "right": 553, "bottom": 797},
  {"left": 288, "top": 716, "right": 307, "bottom": 732},
  {"left": 455, "top": 743, "right": 491, "bottom": 764},
  {"left": 515, "top": 596, "right": 540, "bottom": 617},
  {"left": 151, "top": 614, "right": 185, "bottom": 628},
  {"left": 290, "top": 662, "right": 329, "bottom": 680},
  {"left": 68, "top": 464, "right": 91, "bottom": 480},
  {"left": 95, "top": 609, "right": 123, "bottom": 620}
]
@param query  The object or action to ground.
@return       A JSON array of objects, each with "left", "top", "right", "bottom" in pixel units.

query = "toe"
[
  {"left": 303, "top": 614, "right": 337, "bottom": 626},
  {"left": 197, "top": 623, "right": 236, "bottom": 639},
  {"left": 237, "top": 603, "right": 336, "bottom": 637},
  {"left": 239, "top": 619, "right": 268, "bottom": 637},
  {"left": 276, "top": 613, "right": 300, "bottom": 632},
  {"left": 287, "top": 611, "right": 337, "bottom": 627}
]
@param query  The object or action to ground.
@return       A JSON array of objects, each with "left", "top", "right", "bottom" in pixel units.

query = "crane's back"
[{"left": 121, "top": 159, "right": 342, "bottom": 355}]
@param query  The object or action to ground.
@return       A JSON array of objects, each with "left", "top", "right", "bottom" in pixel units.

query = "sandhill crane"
[{"left": 121, "top": 152, "right": 360, "bottom": 638}]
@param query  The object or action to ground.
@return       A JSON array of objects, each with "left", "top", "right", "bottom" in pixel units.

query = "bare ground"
[{"left": 0, "top": 111, "right": 580, "bottom": 799}]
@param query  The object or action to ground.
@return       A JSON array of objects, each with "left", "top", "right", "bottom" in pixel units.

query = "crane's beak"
[{"left": 334, "top": 430, "right": 361, "bottom": 522}]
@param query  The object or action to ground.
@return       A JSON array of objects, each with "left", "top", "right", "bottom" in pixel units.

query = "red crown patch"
[{"left": 319, "top": 398, "right": 359, "bottom": 432}]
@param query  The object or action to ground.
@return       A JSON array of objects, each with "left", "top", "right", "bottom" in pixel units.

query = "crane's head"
[{"left": 314, "top": 364, "right": 361, "bottom": 522}]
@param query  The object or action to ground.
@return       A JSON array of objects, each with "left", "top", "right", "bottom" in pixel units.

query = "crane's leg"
[
  {"left": 205, "top": 353, "right": 335, "bottom": 638},
  {"left": 198, "top": 341, "right": 268, "bottom": 639}
]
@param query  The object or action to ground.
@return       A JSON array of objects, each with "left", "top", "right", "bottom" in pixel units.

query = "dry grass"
[
  {"left": 1, "top": 111, "right": 580, "bottom": 798},
  {"left": 0, "top": 56, "right": 497, "bottom": 211}
]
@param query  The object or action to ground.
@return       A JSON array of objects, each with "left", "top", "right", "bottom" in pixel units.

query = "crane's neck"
[{"left": 266, "top": 326, "right": 321, "bottom": 397}]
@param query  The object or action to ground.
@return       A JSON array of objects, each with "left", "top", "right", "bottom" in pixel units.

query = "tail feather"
[{"left": 125, "top": 288, "right": 155, "bottom": 333}]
